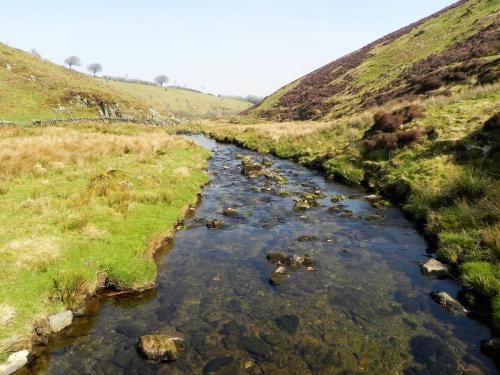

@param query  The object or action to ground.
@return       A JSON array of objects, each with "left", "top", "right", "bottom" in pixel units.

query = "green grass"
[{"left": 0, "top": 122, "right": 210, "bottom": 358}]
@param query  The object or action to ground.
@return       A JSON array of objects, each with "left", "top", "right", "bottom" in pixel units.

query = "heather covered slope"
[
  {"left": 247, "top": 0, "right": 499, "bottom": 121},
  {"left": 0, "top": 43, "right": 251, "bottom": 121}
]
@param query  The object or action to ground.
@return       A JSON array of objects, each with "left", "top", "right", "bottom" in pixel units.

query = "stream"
[{"left": 26, "top": 135, "right": 496, "bottom": 374}]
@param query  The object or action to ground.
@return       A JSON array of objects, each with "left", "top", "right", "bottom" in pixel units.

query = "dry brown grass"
[{"left": 0, "top": 126, "right": 189, "bottom": 178}]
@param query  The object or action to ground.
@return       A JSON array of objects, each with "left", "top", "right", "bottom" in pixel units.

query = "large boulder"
[
  {"left": 138, "top": 334, "right": 183, "bottom": 361},
  {"left": 48, "top": 310, "right": 73, "bottom": 333},
  {"left": 421, "top": 259, "right": 449, "bottom": 278}
]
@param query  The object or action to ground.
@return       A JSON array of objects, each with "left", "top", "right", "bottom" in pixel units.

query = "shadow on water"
[{"left": 26, "top": 135, "right": 496, "bottom": 374}]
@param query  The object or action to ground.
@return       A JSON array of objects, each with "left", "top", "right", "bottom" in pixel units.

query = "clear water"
[{"left": 26, "top": 135, "right": 496, "bottom": 374}]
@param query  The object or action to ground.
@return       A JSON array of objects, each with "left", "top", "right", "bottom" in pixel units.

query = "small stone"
[
  {"left": 275, "top": 266, "right": 286, "bottom": 274},
  {"left": 365, "top": 194, "right": 382, "bottom": 202},
  {"left": 138, "top": 334, "right": 183, "bottom": 361},
  {"left": 365, "top": 214, "right": 382, "bottom": 221},
  {"left": 297, "top": 235, "right": 318, "bottom": 242},
  {"left": 0, "top": 350, "right": 29, "bottom": 375},
  {"left": 48, "top": 310, "right": 73, "bottom": 333},
  {"left": 430, "top": 292, "right": 468, "bottom": 316},
  {"left": 306, "top": 266, "right": 317, "bottom": 272},
  {"left": 421, "top": 259, "right": 448, "bottom": 277},
  {"left": 269, "top": 272, "right": 286, "bottom": 285},
  {"left": 222, "top": 207, "right": 237, "bottom": 216},
  {"left": 206, "top": 220, "right": 224, "bottom": 229},
  {"left": 203, "top": 356, "right": 234, "bottom": 375},
  {"left": 275, "top": 314, "right": 300, "bottom": 334},
  {"left": 331, "top": 194, "right": 346, "bottom": 203}
]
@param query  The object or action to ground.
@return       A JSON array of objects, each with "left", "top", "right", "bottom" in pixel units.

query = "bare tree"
[
  {"left": 31, "top": 49, "right": 41, "bottom": 58},
  {"left": 64, "top": 56, "right": 81, "bottom": 69},
  {"left": 155, "top": 75, "right": 169, "bottom": 87},
  {"left": 87, "top": 63, "right": 103, "bottom": 77}
]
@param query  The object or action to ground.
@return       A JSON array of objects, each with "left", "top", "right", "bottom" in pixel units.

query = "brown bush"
[
  {"left": 418, "top": 76, "right": 443, "bottom": 93},
  {"left": 392, "top": 105, "right": 425, "bottom": 124},
  {"left": 484, "top": 113, "right": 500, "bottom": 132},
  {"left": 372, "top": 111, "right": 403, "bottom": 132}
]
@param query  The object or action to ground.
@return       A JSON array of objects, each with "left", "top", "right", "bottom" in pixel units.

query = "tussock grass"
[{"left": 0, "top": 122, "right": 210, "bottom": 359}]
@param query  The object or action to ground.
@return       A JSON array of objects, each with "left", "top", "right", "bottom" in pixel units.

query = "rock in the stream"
[
  {"left": 430, "top": 291, "right": 468, "bottom": 316},
  {"left": 275, "top": 266, "right": 286, "bottom": 274},
  {"left": 269, "top": 272, "right": 286, "bottom": 285},
  {"left": 331, "top": 194, "right": 346, "bottom": 203},
  {"left": 365, "top": 214, "right": 383, "bottom": 221},
  {"left": 206, "top": 220, "right": 224, "bottom": 229},
  {"left": 275, "top": 314, "right": 300, "bottom": 334},
  {"left": 203, "top": 356, "right": 234, "bottom": 375},
  {"left": 297, "top": 235, "right": 318, "bottom": 242},
  {"left": 138, "top": 334, "right": 183, "bottom": 361},
  {"left": 365, "top": 194, "right": 382, "bottom": 202},
  {"left": 481, "top": 337, "right": 500, "bottom": 358},
  {"left": 421, "top": 259, "right": 449, "bottom": 277},
  {"left": 222, "top": 207, "right": 237, "bottom": 216},
  {"left": 48, "top": 310, "right": 73, "bottom": 333},
  {"left": 0, "top": 350, "right": 29, "bottom": 375}
]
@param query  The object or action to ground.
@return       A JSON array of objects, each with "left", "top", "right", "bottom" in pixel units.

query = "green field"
[{"left": 0, "top": 122, "right": 210, "bottom": 358}]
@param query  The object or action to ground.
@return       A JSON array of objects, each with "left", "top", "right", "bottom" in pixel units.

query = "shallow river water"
[{"left": 27, "top": 135, "right": 496, "bottom": 374}]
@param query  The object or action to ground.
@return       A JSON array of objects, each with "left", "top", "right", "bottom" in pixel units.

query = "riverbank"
[
  {"left": 179, "top": 84, "right": 500, "bottom": 332},
  {"left": 0, "top": 122, "right": 210, "bottom": 364}
]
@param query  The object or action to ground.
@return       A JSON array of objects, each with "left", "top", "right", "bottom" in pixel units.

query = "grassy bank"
[
  {"left": 187, "top": 83, "right": 500, "bottom": 328},
  {"left": 0, "top": 122, "right": 210, "bottom": 358}
]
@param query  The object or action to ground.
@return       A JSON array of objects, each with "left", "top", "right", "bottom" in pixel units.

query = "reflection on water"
[{"left": 27, "top": 135, "right": 495, "bottom": 374}]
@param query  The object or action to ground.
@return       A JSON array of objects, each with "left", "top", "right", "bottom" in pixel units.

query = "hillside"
[
  {"left": 0, "top": 43, "right": 251, "bottom": 121},
  {"left": 246, "top": 0, "right": 499, "bottom": 121},
  {"left": 103, "top": 79, "right": 251, "bottom": 119}
]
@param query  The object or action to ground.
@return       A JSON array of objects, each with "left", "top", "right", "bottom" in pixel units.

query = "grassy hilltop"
[
  {"left": 195, "top": 0, "right": 500, "bottom": 329},
  {"left": 0, "top": 43, "right": 251, "bottom": 121}
]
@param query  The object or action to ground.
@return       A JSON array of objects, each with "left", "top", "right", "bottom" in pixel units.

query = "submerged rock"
[
  {"left": 138, "top": 334, "right": 183, "bottom": 361},
  {"left": 421, "top": 259, "right": 449, "bottom": 278},
  {"left": 366, "top": 214, "right": 383, "bottom": 221},
  {"left": 430, "top": 292, "right": 468, "bottom": 316},
  {"left": 297, "top": 235, "right": 318, "bottom": 242},
  {"left": 331, "top": 194, "right": 346, "bottom": 203},
  {"left": 266, "top": 252, "right": 286, "bottom": 263},
  {"left": 206, "top": 220, "right": 225, "bottom": 229},
  {"left": 269, "top": 272, "right": 286, "bottom": 285},
  {"left": 203, "top": 356, "right": 234, "bottom": 375},
  {"left": 48, "top": 310, "right": 73, "bottom": 333},
  {"left": 237, "top": 336, "right": 272, "bottom": 360},
  {"left": 275, "top": 314, "right": 299, "bottom": 334},
  {"left": 481, "top": 337, "right": 500, "bottom": 358},
  {"left": 0, "top": 350, "right": 29, "bottom": 375}
]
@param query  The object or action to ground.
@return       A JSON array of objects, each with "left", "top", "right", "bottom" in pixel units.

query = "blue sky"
[{"left": 0, "top": 0, "right": 455, "bottom": 97}]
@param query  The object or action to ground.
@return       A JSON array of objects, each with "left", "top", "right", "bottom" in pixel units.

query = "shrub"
[
  {"left": 447, "top": 167, "right": 490, "bottom": 202},
  {"left": 52, "top": 273, "right": 89, "bottom": 308},
  {"left": 418, "top": 76, "right": 443, "bottom": 93},
  {"left": 392, "top": 105, "right": 425, "bottom": 124},
  {"left": 371, "top": 111, "right": 402, "bottom": 133}
]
